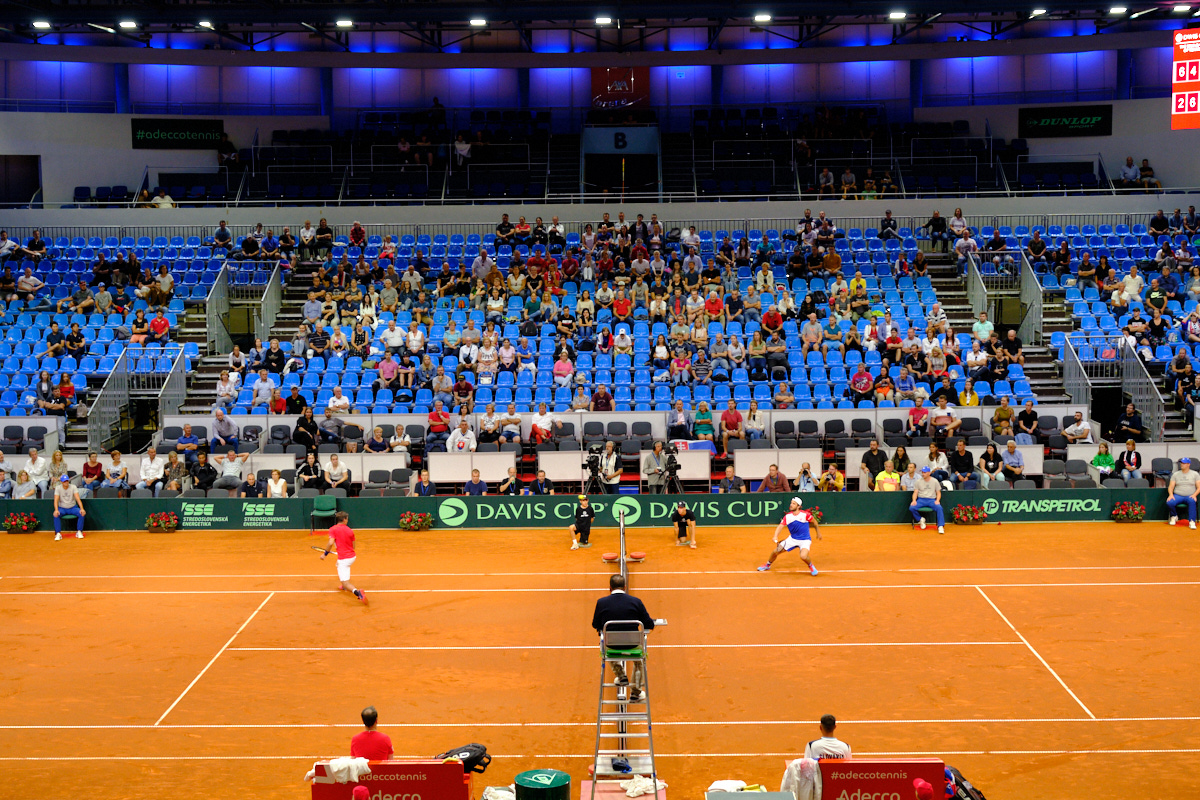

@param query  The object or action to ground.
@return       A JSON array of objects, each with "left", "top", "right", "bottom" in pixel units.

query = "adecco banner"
[
  {"left": 131, "top": 117, "right": 224, "bottom": 150},
  {"left": 819, "top": 759, "right": 945, "bottom": 800},
  {"left": 1017, "top": 104, "right": 1112, "bottom": 138}
]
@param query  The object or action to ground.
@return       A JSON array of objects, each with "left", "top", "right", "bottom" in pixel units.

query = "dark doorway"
[{"left": 0, "top": 155, "right": 41, "bottom": 205}]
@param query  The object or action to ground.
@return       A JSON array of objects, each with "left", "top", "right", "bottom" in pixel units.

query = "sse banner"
[{"left": 131, "top": 118, "right": 224, "bottom": 150}]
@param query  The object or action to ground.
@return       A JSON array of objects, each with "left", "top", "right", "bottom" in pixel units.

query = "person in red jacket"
[{"left": 350, "top": 706, "right": 393, "bottom": 760}]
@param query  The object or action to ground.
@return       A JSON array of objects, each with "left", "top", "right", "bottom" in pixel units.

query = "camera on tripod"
[
  {"left": 663, "top": 443, "right": 681, "bottom": 475},
  {"left": 583, "top": 443, "right": 605, "bottom": 494}
]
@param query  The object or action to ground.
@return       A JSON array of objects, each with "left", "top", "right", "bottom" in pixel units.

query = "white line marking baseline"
[
  {"left": 153, "top": 592, "right": 275, "bottom": 727},
  {"left": 975, "top": 585, "right": 1096, "bottom": 719},
  {"left": 3, "top": 749, "right": 1200, "bottom": 762},
  {"left": 6, "top": 565, "right": 1200, "bottom": 580},
  {"left": 225, "top": 641, "right": 1020, "bottom": 652},
  {"left": 3, "top": 580, "right": 1199, "bottom": 595},
  {"left": 1, "top": 716, "right": 1198, "bottom": 731}
]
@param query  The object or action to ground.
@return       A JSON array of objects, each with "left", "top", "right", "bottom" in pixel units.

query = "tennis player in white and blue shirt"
[{"left": 758, "top": 497, "right": 822, "bottom": 575}]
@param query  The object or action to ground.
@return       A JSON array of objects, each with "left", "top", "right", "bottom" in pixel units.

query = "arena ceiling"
[{"left": 0, "top": 0, "right": 1194, "bottom": 50}]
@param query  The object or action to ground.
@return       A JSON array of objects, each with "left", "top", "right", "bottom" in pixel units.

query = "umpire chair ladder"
[{"left": 590, "top": 620, "right": 659, "bottom": 800}]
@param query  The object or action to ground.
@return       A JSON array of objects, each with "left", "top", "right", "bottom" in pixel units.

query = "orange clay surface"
[{"left": 2, "top": 521, "right": 1199, "bottom": 800}]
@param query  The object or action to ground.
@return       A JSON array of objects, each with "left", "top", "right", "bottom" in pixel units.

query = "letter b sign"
[{"left": 613, "top": 132, "right": 627, "bottom": 150}]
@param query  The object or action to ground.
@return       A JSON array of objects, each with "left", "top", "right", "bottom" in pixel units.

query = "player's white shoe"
[
  {"left": 75, "top": 531, "right": 84, "bottom": 538},
  {"left": 1170, "top": 515, "right": 1178, "bottom": 525},
  {"left": 570, "top": 540, "right": 579, "bottom": 550},
  {"left": 937, "top": 526, "right": 945, "bottom": 534},
  {"left": 1191, "top": 521, "right": 1197, "bottom": 530},
  {"left": 54, "top": 533, "right": 62, "bottom": 541},
  {"left": 919, "top": 519, "right": 927, "bottom": 530}
]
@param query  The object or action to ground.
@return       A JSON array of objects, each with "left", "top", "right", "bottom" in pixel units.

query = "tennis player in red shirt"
[
  {"left": 351, "top": 706, "right": 394, "bottom": 760},
  {"left": 321, "top": 510, "right": 368, "bottom": 604}
]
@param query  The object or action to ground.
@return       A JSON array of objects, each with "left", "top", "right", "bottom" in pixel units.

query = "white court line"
[
  {"left": 153, "top": 592, "right": 274, "bottom": 727},
  {"left": 4, "top": 749, "right": 1200, "bottom": 762},
  {"left": 975, "top": 585, "right": 1096, "bottom": 720},
  {"left": 226, "top": 641, "right": 1020, "bottom": 652},
  {"left": 2, "top": 715, "right": 1198, "bottom": 731},
  {"left": 8, "top": 565, "right": 1200, "bottom": 580},
  {"left": 4, "top": 580, "right": 1200, "bottom": 596}
]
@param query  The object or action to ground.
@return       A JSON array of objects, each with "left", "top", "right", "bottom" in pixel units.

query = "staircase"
[
  {"left": 922, "top": 253, "right": 1067, "bottom": 403},
  {"left": 546, "top": 134, "right": 581, "bottom": 197},
  {"left": 660, "top": 133, "right": 696, "bottom": 197}
]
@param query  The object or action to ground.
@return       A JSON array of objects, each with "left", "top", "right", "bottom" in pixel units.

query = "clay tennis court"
[{"left": 2, "top": 521, "right": 1199, "bottom": 800}]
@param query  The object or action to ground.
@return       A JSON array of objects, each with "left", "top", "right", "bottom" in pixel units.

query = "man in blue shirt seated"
[
  {"left": 213, "top": 220, "right": 233, "bottom": 252},
  {"left": 463, "top": 468, "right": 487, "bottom": 496},
  {"left": 175, "top": 423, "right": 200, "bottom": 465},
  {"left": 413, "top": 469, "right": 437, "bottom": 497}
]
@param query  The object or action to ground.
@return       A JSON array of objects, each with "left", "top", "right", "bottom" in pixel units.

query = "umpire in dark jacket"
[{"left": 592, "top": 574, "right": 655, "bottom": 702}]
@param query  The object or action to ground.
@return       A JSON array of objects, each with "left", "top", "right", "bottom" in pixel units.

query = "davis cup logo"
[
  {"left": 439, "top": 497, "right": 469, "bottom": 527},
  {"left": 610, "top": 496, "right": 641, "bottom": 525},
  {"left": 455, "top": 439, "right": 467, "bottom": 450},
  {"left": 982, "top": 498, "right": 1000, "bottom": 515},
  {"left": 1179, "top": 32, "right": 1185, "bottom": 44}
]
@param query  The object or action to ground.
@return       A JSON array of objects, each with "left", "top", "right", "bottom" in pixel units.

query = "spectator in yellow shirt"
[
  {"left": 819, "top": 464, "right": 845, "bottom": 492},
  {"left": 874, "top": 461, "right": 902, "bottom": 491},
  {"left": 959, "top": 378, "right": 980, "bottom": 407}
]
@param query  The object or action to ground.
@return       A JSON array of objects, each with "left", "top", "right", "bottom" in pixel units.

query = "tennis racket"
[{"left": 311, "top": 545, "right": 335, "bottom": 557}]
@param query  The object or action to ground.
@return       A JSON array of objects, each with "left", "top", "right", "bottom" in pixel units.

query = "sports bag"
[
  {"left": 435, "top": 743, "right": 491, "bottom": 774},
  {"left": 946, "top": 767, "right": 987, "bottom": 800}
]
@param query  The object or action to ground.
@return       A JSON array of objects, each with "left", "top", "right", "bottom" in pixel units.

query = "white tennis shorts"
[
  {"left": 781, "top": 536, "right": 811, "bottom": 553},
  {"left": 336, "top": 556, "right": 356, "bottom": 582}
]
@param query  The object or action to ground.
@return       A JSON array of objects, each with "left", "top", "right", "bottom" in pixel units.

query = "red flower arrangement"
[
  {"left": 146, "top": 511, "right": 179, "bottom": 531},
  {"left": 807, "top": 506, "right": 824, "bottom": 524},
  {"left": 1111, "top": 501, "right": 1146, "bottom": 521},
  {"left": 951, "top": 504, "right": 988, "bottom": 524},
  {"left": 399, "top": 511, "right": 434, "bottom": 531},
  {"left": 4, "top": 511, "right": 38, "bottom": 532}
]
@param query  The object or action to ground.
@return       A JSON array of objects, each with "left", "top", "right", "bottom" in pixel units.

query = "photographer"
[
  {"left": 642, "top": 441, "right": 669, "bottom": 494},
  {"left": 794, "top": 462, "right": 816, "bottom": 492},
  {"left": 600, "top": 440, "right": 623, "bottom": 494},
  {"left": 670, "top": 501, "right": 697, "bottom": 548},
  {"left": 718, "top": 464, "right": 746, "bottom": 493}
]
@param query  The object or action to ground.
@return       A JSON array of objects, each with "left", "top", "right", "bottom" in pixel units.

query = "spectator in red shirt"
[
  {"left": 427, "top": 400, "right": 452, "bottom": 451},
  {"left": 350, "top": 706, "right": 394, "bottom": 760},
  {"left": 349, "top": 221, "right": 367, "bottom": 248},
  {"left": 761, "top": 305, "right": 784, "bottom": 336},
  {"left": 612, "top": 289, "right": 633, "bottom": 322},
  {"left": 720, "top": 399, "right": 744, "bottom": 453},
  {"left": 148, "top": 309, "right": 171, "bottom": 344},
  {"left": 704, "top": 291, "right": 724, "bottom": 323}
]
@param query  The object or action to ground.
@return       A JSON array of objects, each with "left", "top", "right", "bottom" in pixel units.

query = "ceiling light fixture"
[
  {"left": 335, "top": 19, "right": 353, "bottom": 28},
  {"left": 469, "top": 18, "right": 487, "bottom": 27},
  {"left": 1030, "top": 8, "right": 1047, "bottom": 16},
  {"left": 888, "top": 11, "right": 907, "bottom": 20},
  {"left": 1129, "top": 7, "right": 1154, "bottom": 16},
  {"left": 1174, "top": 4, "right": 1191, "bottom": 10},
  {"left": 32, "top": 20, "right": 51, "bottom": 29},
  {"left": 88, "top": 23, "right": 116, "bottom": 33},
  {"left": 754, "top": 13, "right": 773, "bottom": 22},
  {"left": 1108, "top": 6, "right": 1127, "bottom": 14},
  {"left": 198, "top": 20, "right": 213, "bottom": 29},
  {"left": 118, "top": 20, "right": 137, "bottom": 29},
  {"left": 595, "top": 16, "right": 613, "bottom": 24}
]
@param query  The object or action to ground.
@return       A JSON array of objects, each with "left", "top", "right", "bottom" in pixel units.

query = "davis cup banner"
[{"left": 1173, "top": 29, "right": 1200, "bottom": 130}]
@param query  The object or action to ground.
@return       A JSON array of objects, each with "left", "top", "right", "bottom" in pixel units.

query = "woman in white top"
[
  {"left": 575, "top": 290, "right": 595, "bottom": 318},
  {"left": 228, "top": 346, "right": 247, "bottom": 376},
  {"left": 329, "top": 327, "right": 349, "bottom": 355},
  {"left": 357, "top": 293, "right": 378, "bottom": 329},
  {"left": 924, "top": 443, "right": 951, "bottom": 482},
  {"left": 405, "top": 322, "right": 425, "bottom": 356},
  {"left": 214, "top": 369, "right": 239, "bottom": 410},
  {"left": 744, "top": 399, "right": 766, "bottom": 441},
  {"left": 266, "top": 469, "right": 288, "bottom": 498},
  {"left": 13, "top": 470, "right": 37, "bottom": 500},
  {"left": 485, "top": 288, "right": 507, "bottom": 323},
  {"left": 476, "top": 336, "right": 499, "bottom": 381},
  {"left": 777, "top": 289, "right": 797, "bottom": 319},
  {"left": 581, "top": 224, "right": 597, "bottom": 252},
  {"left": 949, "top": 208, "right": 968, "bottom": 237},
  {"left": 379, "top": 235, "right": 396, "bottom": 259},
  {"left": 727, "top": 335, "right": 747, "bottom": 369}
]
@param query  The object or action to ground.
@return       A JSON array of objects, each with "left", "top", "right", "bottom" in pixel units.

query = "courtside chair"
[{"left": 310, "top": 494, "right": 338, "bottom": 535}]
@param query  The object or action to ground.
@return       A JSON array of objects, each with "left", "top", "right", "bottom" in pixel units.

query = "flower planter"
[
  {"left": 953, "top": 520, "right": 985, "bottom": 525},
  {"left": 148, "top": 525, "right": 178, "bottom": 533},
  {"left": 6, "top": 526, "right": 35, "bottom": 535},
  {"left": 1112, "top": 518, "right": 1144, "bottom": 524}
]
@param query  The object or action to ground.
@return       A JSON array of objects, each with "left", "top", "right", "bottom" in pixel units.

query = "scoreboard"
[{"left": 1172, "top": 29, "right": 1200, "bottom": 130}]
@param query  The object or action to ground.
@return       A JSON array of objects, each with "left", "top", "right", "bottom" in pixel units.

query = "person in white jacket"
[{"left": 137, "top": 446, "right": 166, "bottom": 497}]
